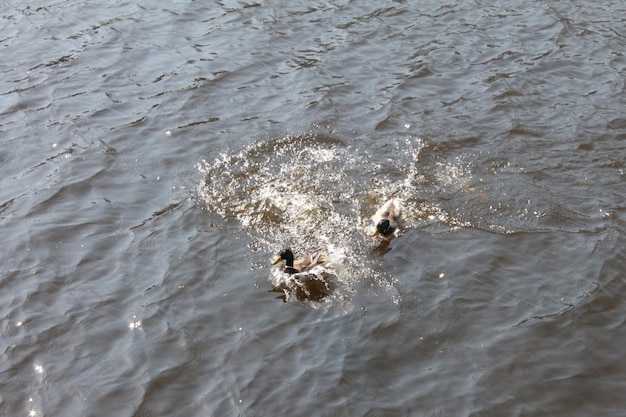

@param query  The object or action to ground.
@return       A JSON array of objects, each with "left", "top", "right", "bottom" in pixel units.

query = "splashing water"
[{"left": 196, "top": 132, "right": 471, "bottom": 306}]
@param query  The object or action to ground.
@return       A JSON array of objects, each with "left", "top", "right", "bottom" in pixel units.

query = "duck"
[
  {"left": 272, "top": 247, "right": 325, "bottom": 274},
  {"left": 371, "top": 198, "right": 402, "bottom": 238}
]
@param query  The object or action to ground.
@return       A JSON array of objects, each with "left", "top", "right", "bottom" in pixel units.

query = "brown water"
[{"left": 1, "top": 1, "right": 625, "bottom": 416}]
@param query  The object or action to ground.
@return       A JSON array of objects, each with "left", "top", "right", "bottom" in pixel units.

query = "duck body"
[
  {"left": 271, "top": 247, "right": 331, "bottom": 301},
  {"left": 371, "top": 199, "right": 402, "bottom": 238},
  {"left": 272, "top": 247, "right": 325, "bottom": 274}
]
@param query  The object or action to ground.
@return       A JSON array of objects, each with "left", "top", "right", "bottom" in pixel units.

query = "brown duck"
[{"left": 371, "top": 199, "right": 402, "bottom": 238}]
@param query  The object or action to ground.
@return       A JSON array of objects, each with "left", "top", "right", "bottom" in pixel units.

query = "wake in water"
[{"left": 195, "top": 132, "right": 471, "bottom": 306}]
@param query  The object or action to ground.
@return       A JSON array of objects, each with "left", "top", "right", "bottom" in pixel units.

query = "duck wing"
[
  {"left": 294, "top": 247, "right": 325, "bottom": 271},
  {"left": 372, "top": 199, "right": 402, "bottom": 227}
]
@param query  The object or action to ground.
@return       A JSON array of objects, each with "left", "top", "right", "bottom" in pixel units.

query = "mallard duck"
[
  {"left": 371, "top": 199, "right": 402, "bottom": 238},
  {"left": 272, "top": 248, "right": 325, "bottom": 274}
]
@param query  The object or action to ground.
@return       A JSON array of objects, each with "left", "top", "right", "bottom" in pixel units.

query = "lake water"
[{"left": 2, "top": 1, "right": 625, "bottom": 416}]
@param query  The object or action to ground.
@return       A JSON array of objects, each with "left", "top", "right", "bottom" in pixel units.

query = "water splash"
[{"left": 196, "top": 132, "right": 472, "bottom": 305}]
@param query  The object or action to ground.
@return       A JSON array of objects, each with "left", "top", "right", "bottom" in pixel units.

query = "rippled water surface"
[{"left": 2, "top": 1, "right": 626, "bottom": 416}]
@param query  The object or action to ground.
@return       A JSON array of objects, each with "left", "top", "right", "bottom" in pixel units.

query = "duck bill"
[
  {"left": 371, "top": 229, "right": 380, "bottom": 237},
  {"left": 271, "top": 256, "right": 283, "bottom": 265}
]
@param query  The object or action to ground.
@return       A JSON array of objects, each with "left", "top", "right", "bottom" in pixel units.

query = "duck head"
[
  {"left": 272, "top": 249, "right": 298, "bottom": 274},
  {"left": 373, "top": 219, "right": 392, "bottom": 237}
]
